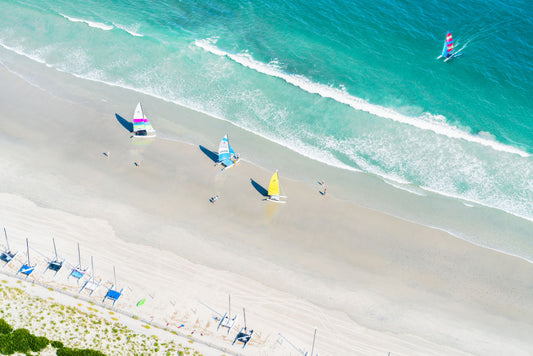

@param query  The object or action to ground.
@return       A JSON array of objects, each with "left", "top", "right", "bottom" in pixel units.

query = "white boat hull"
[
  {"left": 266, "top": 198, "right": 287, "bottom": 204},
  {"left": 132, "top": 133, "right": 156, "bottom": 138}
]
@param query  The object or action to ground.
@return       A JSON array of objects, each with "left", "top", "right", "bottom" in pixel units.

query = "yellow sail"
[{"left": 268, "top": 171, "right": 280, "bottom": 197}]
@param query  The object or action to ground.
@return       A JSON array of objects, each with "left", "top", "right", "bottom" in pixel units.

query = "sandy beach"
[{"left": 1, "top": 47, "right": 532, "bottom": 355}]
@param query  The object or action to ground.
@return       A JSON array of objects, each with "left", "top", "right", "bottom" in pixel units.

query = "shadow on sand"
[
  {"left": 250, "top": 179, "right": 268, "bottom": 197},
  {"left": 115, "top": 113, "right": 133, "bottom": 133},
  {"left": 199, "top": 145, "right": 218, "bottom": 163}
]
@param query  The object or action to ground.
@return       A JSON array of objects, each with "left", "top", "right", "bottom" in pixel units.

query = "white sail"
[{"left": 132, "top": 102, "right": 156, "bottom": 137}]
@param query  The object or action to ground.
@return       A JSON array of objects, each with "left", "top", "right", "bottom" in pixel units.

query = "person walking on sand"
[{"left": 323, "top": 187, "right": 327, "bottom": 196}]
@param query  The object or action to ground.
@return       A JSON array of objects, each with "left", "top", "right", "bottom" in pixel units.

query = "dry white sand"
[{"left": 0, "top": 52, "right": 532, "bottom": 355}]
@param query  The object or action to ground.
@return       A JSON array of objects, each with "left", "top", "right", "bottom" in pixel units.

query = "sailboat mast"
[
  {"left": 113, "top": 266, "right": 117, "bottom": 287},
  {"left": 52, "top": 238, "right": 58, "bottom": 260},
  {"left": 310, "top": 328, "right": 317, "bottom": 356},
  {"left": 228, "top": 294, "right": 231, "bottom": 317},
  {"left": 26, "top": 238, "right": 31, "bottom": 265},
  {"left": 91, "top": 256, "right": 95, "bottom": 282},
  {"left": 243, "top": 307, "right": 247, "bottom": 330},
  {"left": 77, "top": 243, "right": 81, "bottom": 267},
  {"left": 3, "top": 227, "right": 10, "bottom": 251}
]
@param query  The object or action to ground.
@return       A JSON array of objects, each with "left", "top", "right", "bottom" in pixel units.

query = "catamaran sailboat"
[
  {"left": 232, "top": 307, "right": 254, "bottom": 348},
  {"left": 437, "top": 31, "right": 463, "bottom": 62},
  {"left": 217, "top": 134, "right": 240, "bottom": 169},
  {"left": 1, "top": 228, "right": 18, "bottom": 267},
  {"left": 69, "top": 243, "right": 88, "bottom": 282},
  {"left": 18, "top": 238, "right": 35, "bottom": 277},
  {"left": 266, "top": 171, "right": 287, "bottom": 203},
  {"left": 132, "top": 102, "right": 156, "bottom": 137},
  {"left": 45, "top": 238, "right": 64, "bottom": 276}
]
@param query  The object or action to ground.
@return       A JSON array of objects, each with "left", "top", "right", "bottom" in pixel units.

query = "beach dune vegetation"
[
  {"left": 1, "top": 327, "right": 49, "bottom": 354},
  {"left": 56, "top": 347, "right": 106, "bottom": 356},
  {"left": 0, "top": 319, "right": 13, "bottom": 334},
  {"left": 0, "top": 318, "right": 107, "bottom": 355}
]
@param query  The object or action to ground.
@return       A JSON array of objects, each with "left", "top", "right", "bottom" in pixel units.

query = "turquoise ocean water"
[{"left": 0, "top": 1, "right": 531, "bottom": 253}]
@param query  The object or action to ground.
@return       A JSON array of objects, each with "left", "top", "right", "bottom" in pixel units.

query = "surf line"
[
  {"left": 194, "top": 39, "right": 529, "bottom": 158},
  {"left": 60, "top": 14, "right": 114, "bottom": 31}
]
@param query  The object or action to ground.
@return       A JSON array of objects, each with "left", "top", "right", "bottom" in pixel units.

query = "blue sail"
[
  {"left": 440, "top": 40, "right": 448, "bottom": 58},
  {"left": 218, "top": 135, "right": 234, "bottom": 166}
]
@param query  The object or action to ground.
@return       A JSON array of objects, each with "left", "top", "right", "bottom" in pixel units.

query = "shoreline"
[
  {"left": 2, "top": 43, "right": 531, "bottom": 265},
  {"left": 1, "top": 47, "right": 533, "bottom": 355}
]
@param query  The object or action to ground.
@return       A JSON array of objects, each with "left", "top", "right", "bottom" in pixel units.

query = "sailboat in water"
[
  {"left": 217, "top": 134, "right": 240, "bottom": 169},
  {"left": 132, "top": 102, "right": 156, "bottom": 137},
  {"left": 437, "top": 31, "right": 463, "bottom": 62},
  {"left": 266, "top": 171, "right": 287, "bottom": 203}
]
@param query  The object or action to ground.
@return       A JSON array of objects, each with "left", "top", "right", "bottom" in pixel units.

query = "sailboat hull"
[
  {"left": 266, "top": 197, "right": 286, "bottom": 204},
  {"left": 133, "top": 132, "right": 156, "bottom": 138},
  {"left": 220, "top": 158, "right": 240, "bottom": 169},
  {"left": 444, "top": 53, "right": 463, "bottom": 62}
]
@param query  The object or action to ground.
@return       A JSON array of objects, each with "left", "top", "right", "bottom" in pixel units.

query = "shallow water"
[{"left": 0, "top": 0, "right": 531, "bottom": 260}]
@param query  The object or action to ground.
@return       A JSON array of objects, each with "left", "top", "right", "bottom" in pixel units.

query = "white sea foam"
[
  {"left": 2, "top": 39, "right": 531, "bottom": 224},
  {"left": 0, "top": 42, "right": 49, "bottom": 66},
  {"left": 60, "top": 14, "right": 114, "bottom": 31},
  {"left": 113, "top": 23, "right": 144, "bottom": 37},
  {"left": 421, "top": 185, "right": 533, "bottom": 223},
  {"left": 384, "top": 179, "right": 427, "bottom": 196},
  {"left": 194, "top": 38, "right": 529, "bottom": 158}
]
